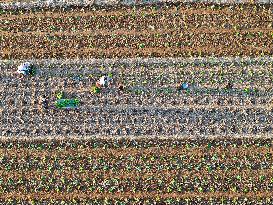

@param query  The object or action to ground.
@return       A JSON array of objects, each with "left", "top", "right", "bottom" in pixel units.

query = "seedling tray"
[{"left": 55, "top": 99, "right": 79, "bottom": 109}]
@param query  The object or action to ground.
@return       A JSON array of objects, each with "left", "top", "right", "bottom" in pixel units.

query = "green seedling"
[
  {"left": 56, "top": 91, "right": 64, "bottom": 99},
  {"left": 91, "top": 86, "right": 101, "bottom": 94},
  {"left": 135, "top": 89, "right": 143, "bottom": 95},
  {"left": 243, "top": 88, "right": 251, "bottom": 94},
  {"left": 138, "top": 43, "right": 145, "bottom": 49}
]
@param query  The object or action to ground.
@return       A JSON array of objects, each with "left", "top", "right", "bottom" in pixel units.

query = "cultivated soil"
[
  {"left": 1, "top": 59, "right": 273, "bottom": 137},
  {"left": 0, "top": 3, "right": 273, "bottom": 59},
  {"left": 0, "top": 137, "right": 271, "bottom": 204}
]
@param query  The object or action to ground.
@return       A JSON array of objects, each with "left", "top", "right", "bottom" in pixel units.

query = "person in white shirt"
[
  {"left": 96, "top": 75, "right": 113, "bottom": 88},
  {"left": 17, "top": 62, "right": 32, "bottom": 75}
]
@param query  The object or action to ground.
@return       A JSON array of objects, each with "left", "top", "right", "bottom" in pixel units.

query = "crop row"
[
  {"left": 0, "top": 152, "right": 271, "bottom": 172},
  {"left": 2, "top": 58, "right": 273, "bottom": 74},
  {"left": 0, "top": 137, "right": 271, "bottom": 149},
  {"left": 3, "top": 46, "right": 272, "bottom": 59},
  {"left": 2, "top": 30, "right": 272, "bottom": 50},
  {"left": 1, "top": 11, "right": 271, "bottom": 33},
  {"left": 0, "top": 172, "right": 272, "bottom": 193},
  {"left": 0, "top": 137, "right": 271, "bottom": 202},
  {"left": 1, "top": 62, "right": 272, "bottom": 109},
  {"left": 2, "top": 63, "right": 273, "bottom": 88},
  {"left": 1, "top": 103, "right": 273, "bottom": 133},
  {"left": 0, "top": 197, "right": 272, "bottom": 205},
  {"left": 1, "top": 2, "right": 272, "bottom": 16},
  {"left": 3, "top": 44, "right": 273, "bottom": 60}
]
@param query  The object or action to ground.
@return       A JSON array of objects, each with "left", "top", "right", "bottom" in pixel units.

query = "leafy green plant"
[
  {"left": 91, "top": 86, "right": 101, "bottom": 94},
  {"left": 138, "top": 43, "right": 145, "bottom": 49},
  {"left": 55, "top": 99, "right": 79, "bottom": 109},
  {"left": 243, "top": 88, "right": 251, "bottom": 94},
  {"left": 56, "top": 91, "right": 64, "bottom": 99},
  {"left": 135, "top": 89, "right": 143, "bottom": 95}
]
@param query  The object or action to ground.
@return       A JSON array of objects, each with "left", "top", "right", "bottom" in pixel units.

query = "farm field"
[
  {"left": 0, "top": 1, "right": 273, "bottom": 204},
  {"left": 1, "top": 58, "right": 273, "bottom": 137},
  {"left": 0, "top": 137, "right": 272, "bottom": 204},
  {"left": 0, "top": 3, "right": 273, "bottom": 59}
]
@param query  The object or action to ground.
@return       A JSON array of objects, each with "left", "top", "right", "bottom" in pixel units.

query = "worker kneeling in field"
[
  {"left": 96, "top": 75, "right": 113, "bottom": 88},
  {"left": 39, "top": 95, "right": 48, "bottom": 110},
  {"left": 17, "top": 62, "right": 35, "bottom": 76},
  {"left": 177, "top": 82, "right": 189, "bottom": 91}
]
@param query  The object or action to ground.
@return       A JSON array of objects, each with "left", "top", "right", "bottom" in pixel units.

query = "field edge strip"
[
  {"left": 0, "top": 134, "right": 272, "bottom": 141},
  {"left": 1, "top": 56, "right": 273, "bottom": 65}
]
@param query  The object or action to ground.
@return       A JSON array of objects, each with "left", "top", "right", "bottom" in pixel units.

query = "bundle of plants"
[{"left": 55, "top": 98, "right": 80, "bottom": 109}]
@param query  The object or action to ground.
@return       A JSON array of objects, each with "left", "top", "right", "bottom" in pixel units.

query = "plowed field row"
[
  {"left": 2, "top": 191, "right": 272, "bottom": 201},
  {"left": 0, "top": 3, "right": 271, "bottom": 17},
  {"left": 1, "top": 3, "right": 272, "bottom": 59},
  {"left": 1, "top": 13, "right": 272, "bottom": 33},
  {"left": 0, "top": 138, "right": 271, "bottom": 202},
  {"left": 0, "top": 145, "right": 271, "bottom": 157},
  {"left": 2, "top": 105, "right": 272, "bottom": 137},
  {"left": 1, "top": 58, "right": 273, "bottom": 137},
  {"left": 2, "top": 30, "right": 272, "bottom": 49},
  {"left": 0, "top": 3, "right": 272, "bottom": 19},
  {"left": 3, "top": 46, "right": 273, "bottom": 59},
  {"left": 2, "top": 58, "right": 273, "bottom": 72}
]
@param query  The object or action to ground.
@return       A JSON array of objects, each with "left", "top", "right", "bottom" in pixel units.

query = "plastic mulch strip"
[{"left": 55, "top": 99, "right": 79, "bottom": 109}]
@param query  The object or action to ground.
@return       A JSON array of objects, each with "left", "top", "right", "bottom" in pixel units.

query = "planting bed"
[
  {"left": 1, "top": 58, "right": 273, "bottom": 137},
  {"left": 0, "top": 1, "right": 273, "bottom": 203},
  {"left": 0, "top": 137, "right": 272, "bottom": 204},
  {"left": 0, "top": 3, "right": 273, "bottom": 58}
]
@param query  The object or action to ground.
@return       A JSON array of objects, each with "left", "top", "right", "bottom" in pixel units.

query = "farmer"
[
  {"left": 17, "top": 62, "right": 33, "bottom": 76},
  {"left": 40, "top": 95, "right": 48, "bottom": 109},
  {"left": 226, "top": 82, "right": 233, "bottom": 89},
  {"left": 96, "top": 75, "right": 113, "bottom": 88},
  {"left": 118, "top": 83, "right": 124, "bottom": 91},
  {"left": 177, "top": 82, "right": 189, "bottom": 91}
]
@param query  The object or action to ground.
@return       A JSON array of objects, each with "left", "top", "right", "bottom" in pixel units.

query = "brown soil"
[{"left": 1, "top": 3, "right": 272, "bottom": 59}]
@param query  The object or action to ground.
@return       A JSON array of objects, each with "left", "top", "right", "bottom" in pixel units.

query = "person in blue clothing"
[{"left": 177, "top": 82, "right": 189, "bottom": 91}]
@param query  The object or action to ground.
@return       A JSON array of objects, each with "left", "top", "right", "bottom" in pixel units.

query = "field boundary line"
[
  {"left": 0, "top": 0, "right": 272, "bottom": 11},
  {"left": 1, "top": 190, "right": 273, "bottom": 200},
  {"left": 1, "top": 27, "right": 273, "bottom": 37},
  {"left": 0, "top": 3, "right": 254, "bottom": 20},
  {"left": 1, "top": 56, "right": 273, "bottom": 65},
  {"left": 0, "top": 169, "right": 272, "bottom": 181},
  {"left": 0, "top": 146, "right": 271, "bottom": 158},
  {"left": 2, "top": 45, "right": 272, "bottom": 59},
  {"left": 0, "top": 134, "right": 272, "bottom": 141}
]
